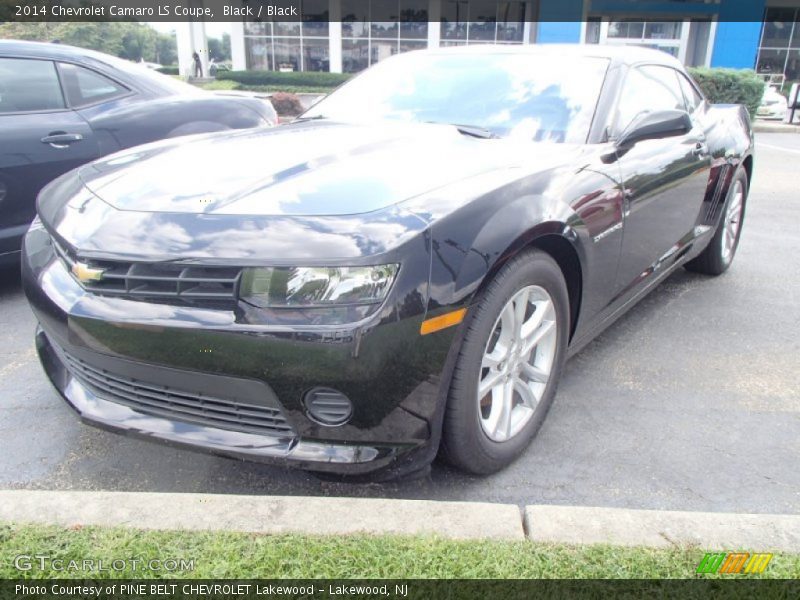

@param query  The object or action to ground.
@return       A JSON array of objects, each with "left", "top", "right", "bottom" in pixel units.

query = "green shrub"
[
  {"left": 688, "top": 67, "right": 765, "bottom": 118},
  {"left": 218, "top": 70, "right": 351, "bottom": 89},
  {"left": 156, "top": 66, "right": 179, "bottom": 75},
  {"left": 195, "top": 79, "right": 241, "bottom": 91}
]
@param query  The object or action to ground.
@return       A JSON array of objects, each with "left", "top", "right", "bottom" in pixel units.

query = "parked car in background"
[
  {"left": 209, "top": 60, "right": 231, "bottom": 76},
  {"left": 756, "top": 86, "right": 788, "bottom": 120},
  {"left": 0, "top": 40, "right": 277, "bottom": 266},
  {"left": 138, "top": 59, "right": 163, "bottom": 70},
  {"left": 23, "top": 46, "right": 753, "bottom": 479}
]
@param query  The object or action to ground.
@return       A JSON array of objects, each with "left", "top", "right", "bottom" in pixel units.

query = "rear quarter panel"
[
  {"left": 79, "top": 96, "right": 268, "bottom": 153},
  {"left": 696, "top": 104, "right": 754, "bottom": 229}
]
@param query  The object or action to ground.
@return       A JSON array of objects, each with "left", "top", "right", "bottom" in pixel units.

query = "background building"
[{"left": 176, "top": 0, "right": 800, "bottom": 88}]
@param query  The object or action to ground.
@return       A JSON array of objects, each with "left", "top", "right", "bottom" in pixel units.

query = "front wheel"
[
  {"left": 685, "top": 168, "right": 748, "bottom": 276},
  {"left": 440, "top": 249, "right": 569, "bottom": 475}
]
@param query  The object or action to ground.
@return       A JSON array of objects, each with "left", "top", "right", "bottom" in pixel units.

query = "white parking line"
[{"left": 757, "top": 142, "right": 800, "bottom": 154}]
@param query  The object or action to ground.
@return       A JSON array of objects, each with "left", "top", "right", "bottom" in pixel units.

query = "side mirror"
[{"left": 617, "top": 109, "right": 692, "bottom": 148}]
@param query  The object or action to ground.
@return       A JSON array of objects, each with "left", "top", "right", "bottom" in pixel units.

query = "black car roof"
[{"left": 0, "top": 39, "right": 122, "bottom": 63}]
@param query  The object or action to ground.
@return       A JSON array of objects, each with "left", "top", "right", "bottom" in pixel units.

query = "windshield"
[{"left": 304, "top": 51, "right": 609, "bottom": 144}]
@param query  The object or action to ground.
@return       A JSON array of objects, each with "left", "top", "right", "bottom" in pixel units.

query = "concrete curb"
[
  {"left": 525, "top": 505, "right": 800, "bottom": 552},
  {"left": 753, "top": 121, "right": 800, "bottom": 133},
  {"left": 0, "top": 490, "right": 524, "bottom": 541},
  {"left": 2, "top": 490, "right": 799, "bottom": 551}
]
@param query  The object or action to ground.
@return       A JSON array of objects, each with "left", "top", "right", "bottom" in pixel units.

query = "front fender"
[
  {"left": 424, "top": 182, "right": 587, "bottom": 314},
  {"left": 405, "top": 149, "right": 625, "bottom": 342}
]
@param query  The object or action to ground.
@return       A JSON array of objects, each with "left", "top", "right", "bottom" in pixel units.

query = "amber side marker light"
[{"left": 420, "top": 308, "right": 467, "bottom": 336}]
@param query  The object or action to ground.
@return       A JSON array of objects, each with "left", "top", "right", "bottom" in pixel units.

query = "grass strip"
[{"left": 2, "top": 523, "right": 799, "bottom": 579}]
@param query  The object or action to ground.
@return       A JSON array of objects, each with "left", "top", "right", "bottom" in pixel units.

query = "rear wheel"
[
  {"left": 441, "top": 249, "right": 569, "bottom": 475},
  {"left": 685, "top": 168, "right": 748, "bottom": 275}
]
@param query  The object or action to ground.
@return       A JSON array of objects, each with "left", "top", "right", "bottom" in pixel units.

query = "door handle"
[{"left": 41, "top": 132, "right": 83, "bottom": 148}]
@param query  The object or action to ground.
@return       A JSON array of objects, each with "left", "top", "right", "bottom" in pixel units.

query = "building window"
[
  {"left": 604, "top": 19, "right": 683, "bottom": 57},
  {"left": 243, "top": 0, "right": 330, "bottom": 72},
  {"left": 585, "top": 17, "right": 712, "bottom": 67},
  {"left": 440, "top": 0, "right": 527, "bottom": 45},
  {"left": 341, "top": 0, "right": 429, "bottom": 73},
  {"left": 757, "top": 7, "right": 800, "bottom": 87}
]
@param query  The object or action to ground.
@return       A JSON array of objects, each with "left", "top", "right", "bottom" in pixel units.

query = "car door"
[
  {"left": 56, "top": 61, "right": 135, "bottom": 156},
  {"left": 0, "top": 57, "right": 98, "bottom": 256},
  {"left": 612, "top": 64, "right": 711, "bottom": 296}
]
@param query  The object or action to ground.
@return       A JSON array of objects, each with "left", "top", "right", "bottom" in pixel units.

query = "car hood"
[
  {"left": 41, "top": 121, "right": 580, "bottom": 262},
  {"left": 76, "top": 120, "right": 573, "bottom": 217}
]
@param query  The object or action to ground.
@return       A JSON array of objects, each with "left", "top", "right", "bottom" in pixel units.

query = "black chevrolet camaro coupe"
[{"left": 23, "top": 46, "right": 753, "bottom": 478}]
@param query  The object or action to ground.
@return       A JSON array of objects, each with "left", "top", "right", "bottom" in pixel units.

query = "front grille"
[
  {"left": 53, "top": 238, "right": 241, "bottom": 305},
  {"left": 61, "top": 351, "right": 294, "bottom": 437}
]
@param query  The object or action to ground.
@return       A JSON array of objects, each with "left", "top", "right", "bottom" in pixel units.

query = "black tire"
[
  {"left": 440, "top": 249, "right": 570, "bottom": 475},
  {"left": 685, "top": 168, "right": 748, "bottom": 276}
]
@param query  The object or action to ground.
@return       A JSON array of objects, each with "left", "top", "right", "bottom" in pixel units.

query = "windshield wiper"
[{"left": 294, "top": 114, "right": 327, "bottom": 122}]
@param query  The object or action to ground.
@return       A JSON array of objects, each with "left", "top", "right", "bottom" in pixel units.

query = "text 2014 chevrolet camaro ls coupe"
[{"left": 23, "top": 46, "right": 753, "bottom": 478}]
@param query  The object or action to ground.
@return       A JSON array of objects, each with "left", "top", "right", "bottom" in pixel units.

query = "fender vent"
[{"left": 705, "top": 164, "right": 731, "bottom": 223}]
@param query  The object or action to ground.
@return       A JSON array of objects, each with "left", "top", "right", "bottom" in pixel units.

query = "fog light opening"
[{"left": 303, "top": 387, "right": 353, "bottom": 426}]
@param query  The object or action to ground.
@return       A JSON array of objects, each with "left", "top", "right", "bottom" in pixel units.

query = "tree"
[
  {"left": 206, "top": 33, "right": 232, "bottom": 62},
  {"left": 222, "top": 32, "right": 231, "bottom": 61},
  {"left": 120, "top": 24, "right": 157, "bottom": 61},
  {"left": 155, "top": 33, "right": 177, "bottom": 66},
  {"left": 0, "top": 21, "right": 177, "bottom": 65}
]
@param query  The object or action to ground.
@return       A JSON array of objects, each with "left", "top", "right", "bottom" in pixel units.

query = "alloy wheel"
[
  {"left": 721, "top": 180, "right": 744, "bottom": 262},
  {"left": 477, "top": 285, "right": 558, "bottom": 442}
]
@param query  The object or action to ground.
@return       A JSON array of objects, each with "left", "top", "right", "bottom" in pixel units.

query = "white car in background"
[{"left": 757, "top": 86, "right": 788, "bottom": 120}]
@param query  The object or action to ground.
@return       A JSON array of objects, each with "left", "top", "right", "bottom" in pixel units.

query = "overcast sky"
[{"left": 148, "top": 22, "right": 230, "bottom": 38}]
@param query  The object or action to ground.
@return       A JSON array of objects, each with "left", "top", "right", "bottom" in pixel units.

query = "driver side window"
[{"left": 614, "top": 65, "right": 686, "bottom": 138}]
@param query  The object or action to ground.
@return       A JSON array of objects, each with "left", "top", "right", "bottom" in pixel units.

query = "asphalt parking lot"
[{"left": 1, "top": 134, "right": 798, "bottom": 513}]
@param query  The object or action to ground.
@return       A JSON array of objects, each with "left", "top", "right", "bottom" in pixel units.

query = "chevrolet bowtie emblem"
[{"left": 72, "top": 261, "right": 105, "bottom": 283}]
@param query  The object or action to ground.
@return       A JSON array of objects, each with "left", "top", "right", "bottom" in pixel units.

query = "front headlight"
[{"left": 239, "top": 265, "right": 399, "bottom": 324}]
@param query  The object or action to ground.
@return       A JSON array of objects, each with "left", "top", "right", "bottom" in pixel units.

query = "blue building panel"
[
  {"left": 709, "top": 1, "right": 765, "bottom": 70},
  {"left": 711, "top": 21, "right": 763, "bottom": 70},
  {"left": 586, "top": 0, "right": 766, "bottom": 70},
  {"left": 590, "top": 1, "right": 719, "bottom": 18},
  {"left": 536, "top": 22, "right": 583, "bottom": 44},
  {"left": 536, "top": 0, "right": 583, "bottom": 43}
]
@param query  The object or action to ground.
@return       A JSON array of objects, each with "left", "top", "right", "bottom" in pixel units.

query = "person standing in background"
[{"left": 192, "top": 51, "right": 202, "bottom": 78}]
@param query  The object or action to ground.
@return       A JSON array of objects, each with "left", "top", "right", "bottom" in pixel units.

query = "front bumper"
[
  {"left": 22, "top": 226, "right": 456, "bottom": 477},
  {"left": 35, "top": 327, "right": 398, "bottom": 472}
]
